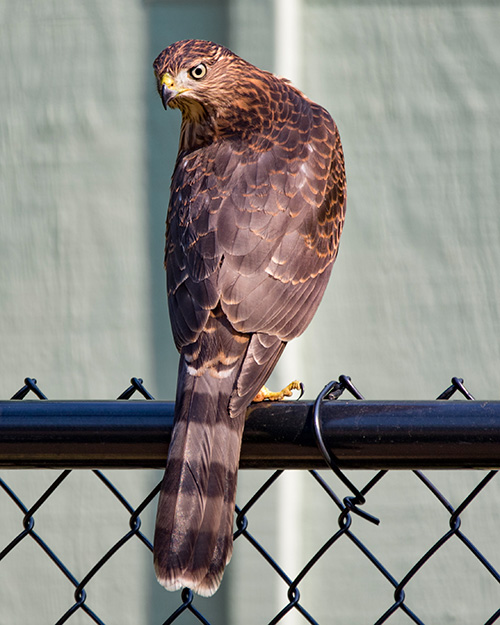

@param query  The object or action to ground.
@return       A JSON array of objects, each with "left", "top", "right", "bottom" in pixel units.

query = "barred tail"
[{"left": 153, "top": 360, "right": 245, "bottom": 596}]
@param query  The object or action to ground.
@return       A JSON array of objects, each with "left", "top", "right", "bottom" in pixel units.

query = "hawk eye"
[{"left": 188, "top": 63, "right": 207, "bottom": 80}]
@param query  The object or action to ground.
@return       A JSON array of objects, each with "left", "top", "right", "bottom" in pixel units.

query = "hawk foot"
[{"left": 253, "top": 380, "right": 304, "bottom": 402}]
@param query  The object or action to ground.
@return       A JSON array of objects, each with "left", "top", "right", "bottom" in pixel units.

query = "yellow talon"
[{"left": 253, "top": 380, "right": 304, "bottom": 402}]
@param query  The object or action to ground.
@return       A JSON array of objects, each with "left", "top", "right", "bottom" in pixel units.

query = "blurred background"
[{"left": 1, "top": 0, "right": 499, "bottom": 623}]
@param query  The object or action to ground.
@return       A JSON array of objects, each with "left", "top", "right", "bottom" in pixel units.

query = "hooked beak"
[
  {"left": 161, "top": 83, "right": 177, "bottom": 110},
  {"left": 159, "top": 73, "right": 183, "bottom": 110}
]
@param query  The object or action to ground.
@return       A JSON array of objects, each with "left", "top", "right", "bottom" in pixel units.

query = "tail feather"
[
  {"left": 154, "top": 328, "right": 286, "bottom": 595},
  {"left": 153, "top": 358, "right": 245, "bottom": 595},
  {"left": 192, "top": 410, "right": 245, "bottom": 596}
]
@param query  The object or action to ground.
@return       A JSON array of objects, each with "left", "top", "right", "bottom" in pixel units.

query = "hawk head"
[
  {"left": 153, "top": 39, "right": 276, "bottom": 142},
  {"left": 153, "top": 41, "right": 241, "bottom": 117}
]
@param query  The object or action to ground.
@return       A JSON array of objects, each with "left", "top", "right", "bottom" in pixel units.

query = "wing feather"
[{"left": 166, "top": 79, "right": 345, "bottom": 348}]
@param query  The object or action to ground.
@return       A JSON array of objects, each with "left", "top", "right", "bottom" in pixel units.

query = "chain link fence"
[{"left": 1, "top": 376, "right": 499, "bottom": 624}]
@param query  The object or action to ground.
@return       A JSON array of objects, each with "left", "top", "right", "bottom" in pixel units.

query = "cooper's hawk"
[{"left": 153, "top": 39, "right": 346, "bottom": 597}]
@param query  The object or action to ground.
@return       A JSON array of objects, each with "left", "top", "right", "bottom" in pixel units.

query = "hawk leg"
[{"left": 252, "top": 380, "right": 304, "bottom": 402}]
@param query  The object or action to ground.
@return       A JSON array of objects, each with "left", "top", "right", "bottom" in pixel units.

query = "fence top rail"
[{"left": 1, "top": 399, "right": 499, "bottom": 470}]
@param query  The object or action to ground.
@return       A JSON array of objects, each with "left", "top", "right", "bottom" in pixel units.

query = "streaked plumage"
[{"left": 153, "top": 39, "right": 346, "bottom": 596}]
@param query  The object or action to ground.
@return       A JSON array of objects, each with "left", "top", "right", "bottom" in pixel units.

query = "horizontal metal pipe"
[{"left": 0, "top": 400, "right": 499, "bottom": 469}]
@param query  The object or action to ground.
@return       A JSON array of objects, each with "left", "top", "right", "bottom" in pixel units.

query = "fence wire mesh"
[{"left": 1, "top": 376, "right": 499, "bottom": 625}]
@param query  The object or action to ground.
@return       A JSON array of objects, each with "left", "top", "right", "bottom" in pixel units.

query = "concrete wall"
[{"left": 1, "top": 1, "right": 499, "bottom": 623}]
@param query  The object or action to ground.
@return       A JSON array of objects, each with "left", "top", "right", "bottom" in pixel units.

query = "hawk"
[{"left": 153, "top": 39, "right": 346, "bottom": 596}]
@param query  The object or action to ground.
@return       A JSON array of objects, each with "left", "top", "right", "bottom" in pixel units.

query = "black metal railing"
[{"left": 1, "top": 376, "right": 499, "bottom": 624}]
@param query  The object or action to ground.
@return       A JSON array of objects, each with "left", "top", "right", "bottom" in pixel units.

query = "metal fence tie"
[
  {"left": 161, "top": 589, "right": 194, "bottom": 625},
  {"left": 11, "top": 377, "right": 47, "bottom": 400},
  {"left": 117, "top": 377, "right": 155, "bottom": 400},
  {"left": 161, "top": 588, "right": 212, "bottom": 625},
  {"left": 436, "top": 377, "right": 475, "bottom": 400},
  {"left": 287, "top": 586, "right": 300, "bottom": 606},
  {"left": 312, "top": 378, "right": 380, "bottom": 525}
]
